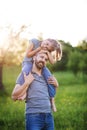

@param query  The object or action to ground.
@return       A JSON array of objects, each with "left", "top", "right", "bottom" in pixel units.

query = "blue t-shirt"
[
  {"left": 16, "top": 71, "right": 51, "bottom": 114},
  {"left": 23, "top": 38, "right": 41, "bottom": 62}
]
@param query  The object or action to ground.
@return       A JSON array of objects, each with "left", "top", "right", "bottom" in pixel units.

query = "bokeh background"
[{"left": 0, "top": 0, "right": 87, "bottom": 130}]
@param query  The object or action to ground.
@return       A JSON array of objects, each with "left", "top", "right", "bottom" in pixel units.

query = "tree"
[
  {"left": 50, "top": 40, "right": 73, "bottom": 71},
  {"left": 67, "top": 50, "right": 82, "bottom": 76},
  {"left": 79, "top": 52, "right": 87, "bottom": 79},
  {"left": 77, "top": 40, "right": 87, "bottom": 50},
  {"left": 0, "top": 25, "right": 29, "bottom": 91}
]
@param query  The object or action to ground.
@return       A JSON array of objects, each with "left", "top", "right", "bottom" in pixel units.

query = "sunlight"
[
  {"left": 0, "top": 28, "right": 9, "bottom": 48},
  {"left": 0, "top": 0, "right": 87, "bottom": 47}
]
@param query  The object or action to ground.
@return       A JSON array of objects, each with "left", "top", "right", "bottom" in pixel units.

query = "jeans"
[
  {"left": 22, "top": 61, "right": 32, "bottom": 75},
  {"left": 25, "top": 113, "right": 54, "bottom": 130},
  {"left": 42, "top": 67, "right": 56, "bottom": 97}
]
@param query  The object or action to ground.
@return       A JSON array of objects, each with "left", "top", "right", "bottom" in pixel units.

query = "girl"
[{"left": 18, "top": 38, "right": 62, "bottom": 112}]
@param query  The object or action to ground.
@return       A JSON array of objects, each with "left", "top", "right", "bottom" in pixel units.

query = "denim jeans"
[
  {"left": 25, "top": 113, "right": 54, "bottom": 130},
  {"left": 42, "top": 67, "right": 56, "bottom": 97}
]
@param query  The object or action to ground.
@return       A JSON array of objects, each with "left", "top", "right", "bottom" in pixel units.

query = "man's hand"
[
  {"left": 24, "top": 72, "right": 35, "bottom": 85},
  {"left": 47, "top": 76, "right": 59, "bottom": 88}
]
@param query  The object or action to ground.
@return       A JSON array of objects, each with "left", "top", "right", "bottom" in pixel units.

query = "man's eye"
[
  {"left": 45, "top": 59, "right": 48, "bottom": 61},
  {"left": 41, "top": 56, "right": 43, "bottom": 58}
]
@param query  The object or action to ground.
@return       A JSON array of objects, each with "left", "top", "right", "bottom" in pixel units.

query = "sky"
[{"left": 0, "top": 0, "right": 87, "bottom": 46}]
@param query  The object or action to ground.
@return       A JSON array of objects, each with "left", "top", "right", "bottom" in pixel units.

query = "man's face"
[{"left": 34, "top": 53, "right": 48, "bottom": 69}]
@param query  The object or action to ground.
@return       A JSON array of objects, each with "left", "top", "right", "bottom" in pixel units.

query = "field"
[{"left": 0, "top": 66, "right": 87, "bottom": 130}]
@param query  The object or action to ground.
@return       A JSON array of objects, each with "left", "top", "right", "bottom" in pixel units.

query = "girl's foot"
[{"left": 51, "top": 103, "right": 57, "bottom": 112}]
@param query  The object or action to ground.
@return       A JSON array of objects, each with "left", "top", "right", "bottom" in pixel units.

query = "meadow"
[{"left": 0, "top": 66, "right": 87, "bottom": 130}]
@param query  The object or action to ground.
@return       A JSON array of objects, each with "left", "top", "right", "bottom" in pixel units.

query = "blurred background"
[{"left": 0, "top": 0, "right": 87, "bottom": 130}]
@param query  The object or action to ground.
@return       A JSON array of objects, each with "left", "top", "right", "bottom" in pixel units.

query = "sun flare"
[{"left": 0, "top": 28, "right": 9, "bottom": 48}]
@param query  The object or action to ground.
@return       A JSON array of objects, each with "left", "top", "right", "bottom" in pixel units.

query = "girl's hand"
[{"left": 39, "top": 50, "right": 49, "bottom": 55}]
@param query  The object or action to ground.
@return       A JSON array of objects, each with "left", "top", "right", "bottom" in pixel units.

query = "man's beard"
[{"left": 35, "top": 61, "right": 44, "bottom": 70}]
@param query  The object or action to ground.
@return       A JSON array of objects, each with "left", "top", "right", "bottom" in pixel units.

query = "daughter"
[{"left": 18, "top": 38, "right": 62, "bottom": 112}]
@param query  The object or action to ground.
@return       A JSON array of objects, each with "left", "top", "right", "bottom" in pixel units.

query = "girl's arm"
[
  {"left": 39, "top": 50, "right": 56, "bottom": 64},
  {"left": 46, "top": 51, "right": 56, "bottom": 64},
  {"left": 26, "top": 42, "right": 41, "bottom": 58}
]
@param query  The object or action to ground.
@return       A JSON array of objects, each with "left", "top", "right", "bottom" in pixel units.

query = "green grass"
[
  {"left": 0, "top": 66, "right": 87, "bottom": 130},
  {"left": 54, "top": 84, "right": 87, "bottom": 130}
]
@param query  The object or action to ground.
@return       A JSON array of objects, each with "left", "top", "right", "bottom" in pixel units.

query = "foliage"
[
  {"left": 0, "top": 25, "right": 29, "bottom": 66},
  {"left": 77, "top": 40, "right": 87, "bottom": 50},
  {"left": 49, "top": 40, "right": 74, "bottom": 71},
  {"left": 0, "top": 25, "right": 29, "bottom": 90},
  {"left": 79, "top": 53, "right": 87, "bottom": 72},
  {"left": 67, "top": 50, "right": 82, "bottom": 75},
  {"left": 47, "top": 40, "right": 87, "bottom": 78}
]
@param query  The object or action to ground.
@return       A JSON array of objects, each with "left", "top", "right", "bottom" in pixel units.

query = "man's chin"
[
  {"left": 35, "top": 62, "right": 44, "bottom": 69},
  {"left": 38, "top": 63, "right": 44, "bottom": 68}
]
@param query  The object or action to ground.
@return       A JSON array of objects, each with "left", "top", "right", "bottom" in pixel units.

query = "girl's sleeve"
[{"left": 30, "top": 38, "right": 40, "bottom": 49}]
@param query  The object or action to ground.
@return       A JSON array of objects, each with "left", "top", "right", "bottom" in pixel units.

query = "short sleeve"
[
  {"left": 30, "top": 38, "right": 40, "bottom": 49},
  {"left": 16, "top": 72, "right": 25, "bottom": 85}
]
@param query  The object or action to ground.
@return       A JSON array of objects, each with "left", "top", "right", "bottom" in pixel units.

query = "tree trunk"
[{"left": 0, "top": 64, "right": 4, "bottom": 90}]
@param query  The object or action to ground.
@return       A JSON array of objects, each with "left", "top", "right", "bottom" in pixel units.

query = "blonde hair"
[{"left": 46, "top": 39, "right": 62, "bottom": 61}]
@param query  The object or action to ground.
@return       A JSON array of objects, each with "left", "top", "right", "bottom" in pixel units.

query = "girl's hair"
[{"left": 46, "top": 38, "right": 62, "bottom": 61}]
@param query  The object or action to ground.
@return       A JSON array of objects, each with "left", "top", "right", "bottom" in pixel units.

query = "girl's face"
[{"left": 41, "top": 40, "right": 55, "bottom": 52}]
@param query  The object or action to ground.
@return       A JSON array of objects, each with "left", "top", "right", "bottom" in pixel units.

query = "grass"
[
  {"left": 54, "top": 84, "right": 87, "bottom": 130},
  {"left": 0, "top": 66, "right": 87, "bottom": 130}
]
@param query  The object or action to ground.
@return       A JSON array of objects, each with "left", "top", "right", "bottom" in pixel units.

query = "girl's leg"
[
  {"left": 22, "top": 61, "right": 32, "bottom": 75},
  {"left": 50, "top": 98, "right": 57, "bottom": 112},
  {"left": 42, "top": 67, "right": 56, "bottom": 97},
  {"left": 42, "top": 67, "right": 57, "bottom": 112}
]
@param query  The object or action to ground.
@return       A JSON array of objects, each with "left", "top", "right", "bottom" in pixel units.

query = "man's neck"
[{"left": 32, "top": 64, "right": 42, "bottom": 76}]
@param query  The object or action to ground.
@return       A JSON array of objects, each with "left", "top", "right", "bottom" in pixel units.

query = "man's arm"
[{"left": 11, "top": 72, "right": 34, "bottom": 101}]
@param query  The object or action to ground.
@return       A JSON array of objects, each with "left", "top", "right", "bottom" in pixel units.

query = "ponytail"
[
  {"left": 46, "top": 38, "right": 62, "bottom": 61},
  {"left": 56, "top": 42, "right": 62, "bottom": 61}
]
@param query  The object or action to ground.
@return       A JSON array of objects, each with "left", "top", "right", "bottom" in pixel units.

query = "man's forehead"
[{"left": 37, "top": 52, "right": 48, "bottom": 59}]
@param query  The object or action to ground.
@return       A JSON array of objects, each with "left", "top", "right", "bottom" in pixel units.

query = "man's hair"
[{"left": 36, "top": 51, "right": 48, "bottom": 57}]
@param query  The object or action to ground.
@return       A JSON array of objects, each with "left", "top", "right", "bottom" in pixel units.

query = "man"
[{"left": 12, "top": 52, "right": 58, "bottom": 130}]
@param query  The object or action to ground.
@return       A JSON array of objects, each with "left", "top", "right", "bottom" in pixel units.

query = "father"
[{"left": 12, "top": 51, "right": 58, "bottom": 130}]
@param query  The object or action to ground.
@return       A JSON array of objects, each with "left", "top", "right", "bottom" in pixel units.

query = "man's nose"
[
  {"left": 44, "top": 44, "right": 47, "bottom": 47},
  {"left": 42, "top": 58, "right": 45, "bottom": 62}
]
